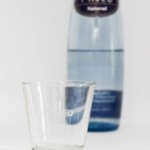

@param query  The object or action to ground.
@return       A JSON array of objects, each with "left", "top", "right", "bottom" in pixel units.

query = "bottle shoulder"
[{"left": 68, "top": 8, "right": 124, "bottom": 50}]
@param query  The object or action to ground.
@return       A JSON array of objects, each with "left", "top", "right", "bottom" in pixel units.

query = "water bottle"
[{"left": 67, "top": 0, "right": 124, "bottom": 132}]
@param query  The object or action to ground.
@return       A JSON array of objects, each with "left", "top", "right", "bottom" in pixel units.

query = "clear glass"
[{"left": 22, "top": 81, "right": 95, "bottom": 150}]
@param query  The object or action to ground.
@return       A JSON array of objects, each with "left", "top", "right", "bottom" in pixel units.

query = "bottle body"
[{"left": 67, "top": 0, "right": 124, "bottom": 131}]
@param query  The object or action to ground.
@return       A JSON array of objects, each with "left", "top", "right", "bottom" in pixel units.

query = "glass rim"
[{"left": 22, "top": 80, "right": 96, "bottom": 87}]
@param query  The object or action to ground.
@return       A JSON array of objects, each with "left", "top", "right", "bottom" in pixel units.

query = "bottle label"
[
  {"left": 75, "top": 0, "right": 118, "bottom": 17},
  {"left": 91, "top": 90, "right": 122, "bottom": 118}
]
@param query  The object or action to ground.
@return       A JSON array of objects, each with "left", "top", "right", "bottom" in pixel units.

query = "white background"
[{"left": 0, "top": 0, "right": 150, "bottom": 150}]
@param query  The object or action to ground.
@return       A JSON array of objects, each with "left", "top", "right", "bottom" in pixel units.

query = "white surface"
[
  {"left": 0, "top": 0, "right": 150, "bottom": 149},
  {"left": 86, "top": 125, "right": 150, "bottom": 150}
]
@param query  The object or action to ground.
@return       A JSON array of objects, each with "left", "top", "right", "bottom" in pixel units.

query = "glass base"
[
  {"left": 32, "top": 144, "right": 84, "bottom": 150},
  {"left": 88, "top": 122, "right": 119, "bottom": 132}
]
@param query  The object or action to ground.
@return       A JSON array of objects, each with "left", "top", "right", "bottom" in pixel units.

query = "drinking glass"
[{"left": 22, "top": 81, "right": 95, "bottom": 150}]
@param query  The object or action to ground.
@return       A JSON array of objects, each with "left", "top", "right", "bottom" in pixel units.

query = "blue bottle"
[{"left": 67, "top": 0, "right": 124, "bottom": 132}]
